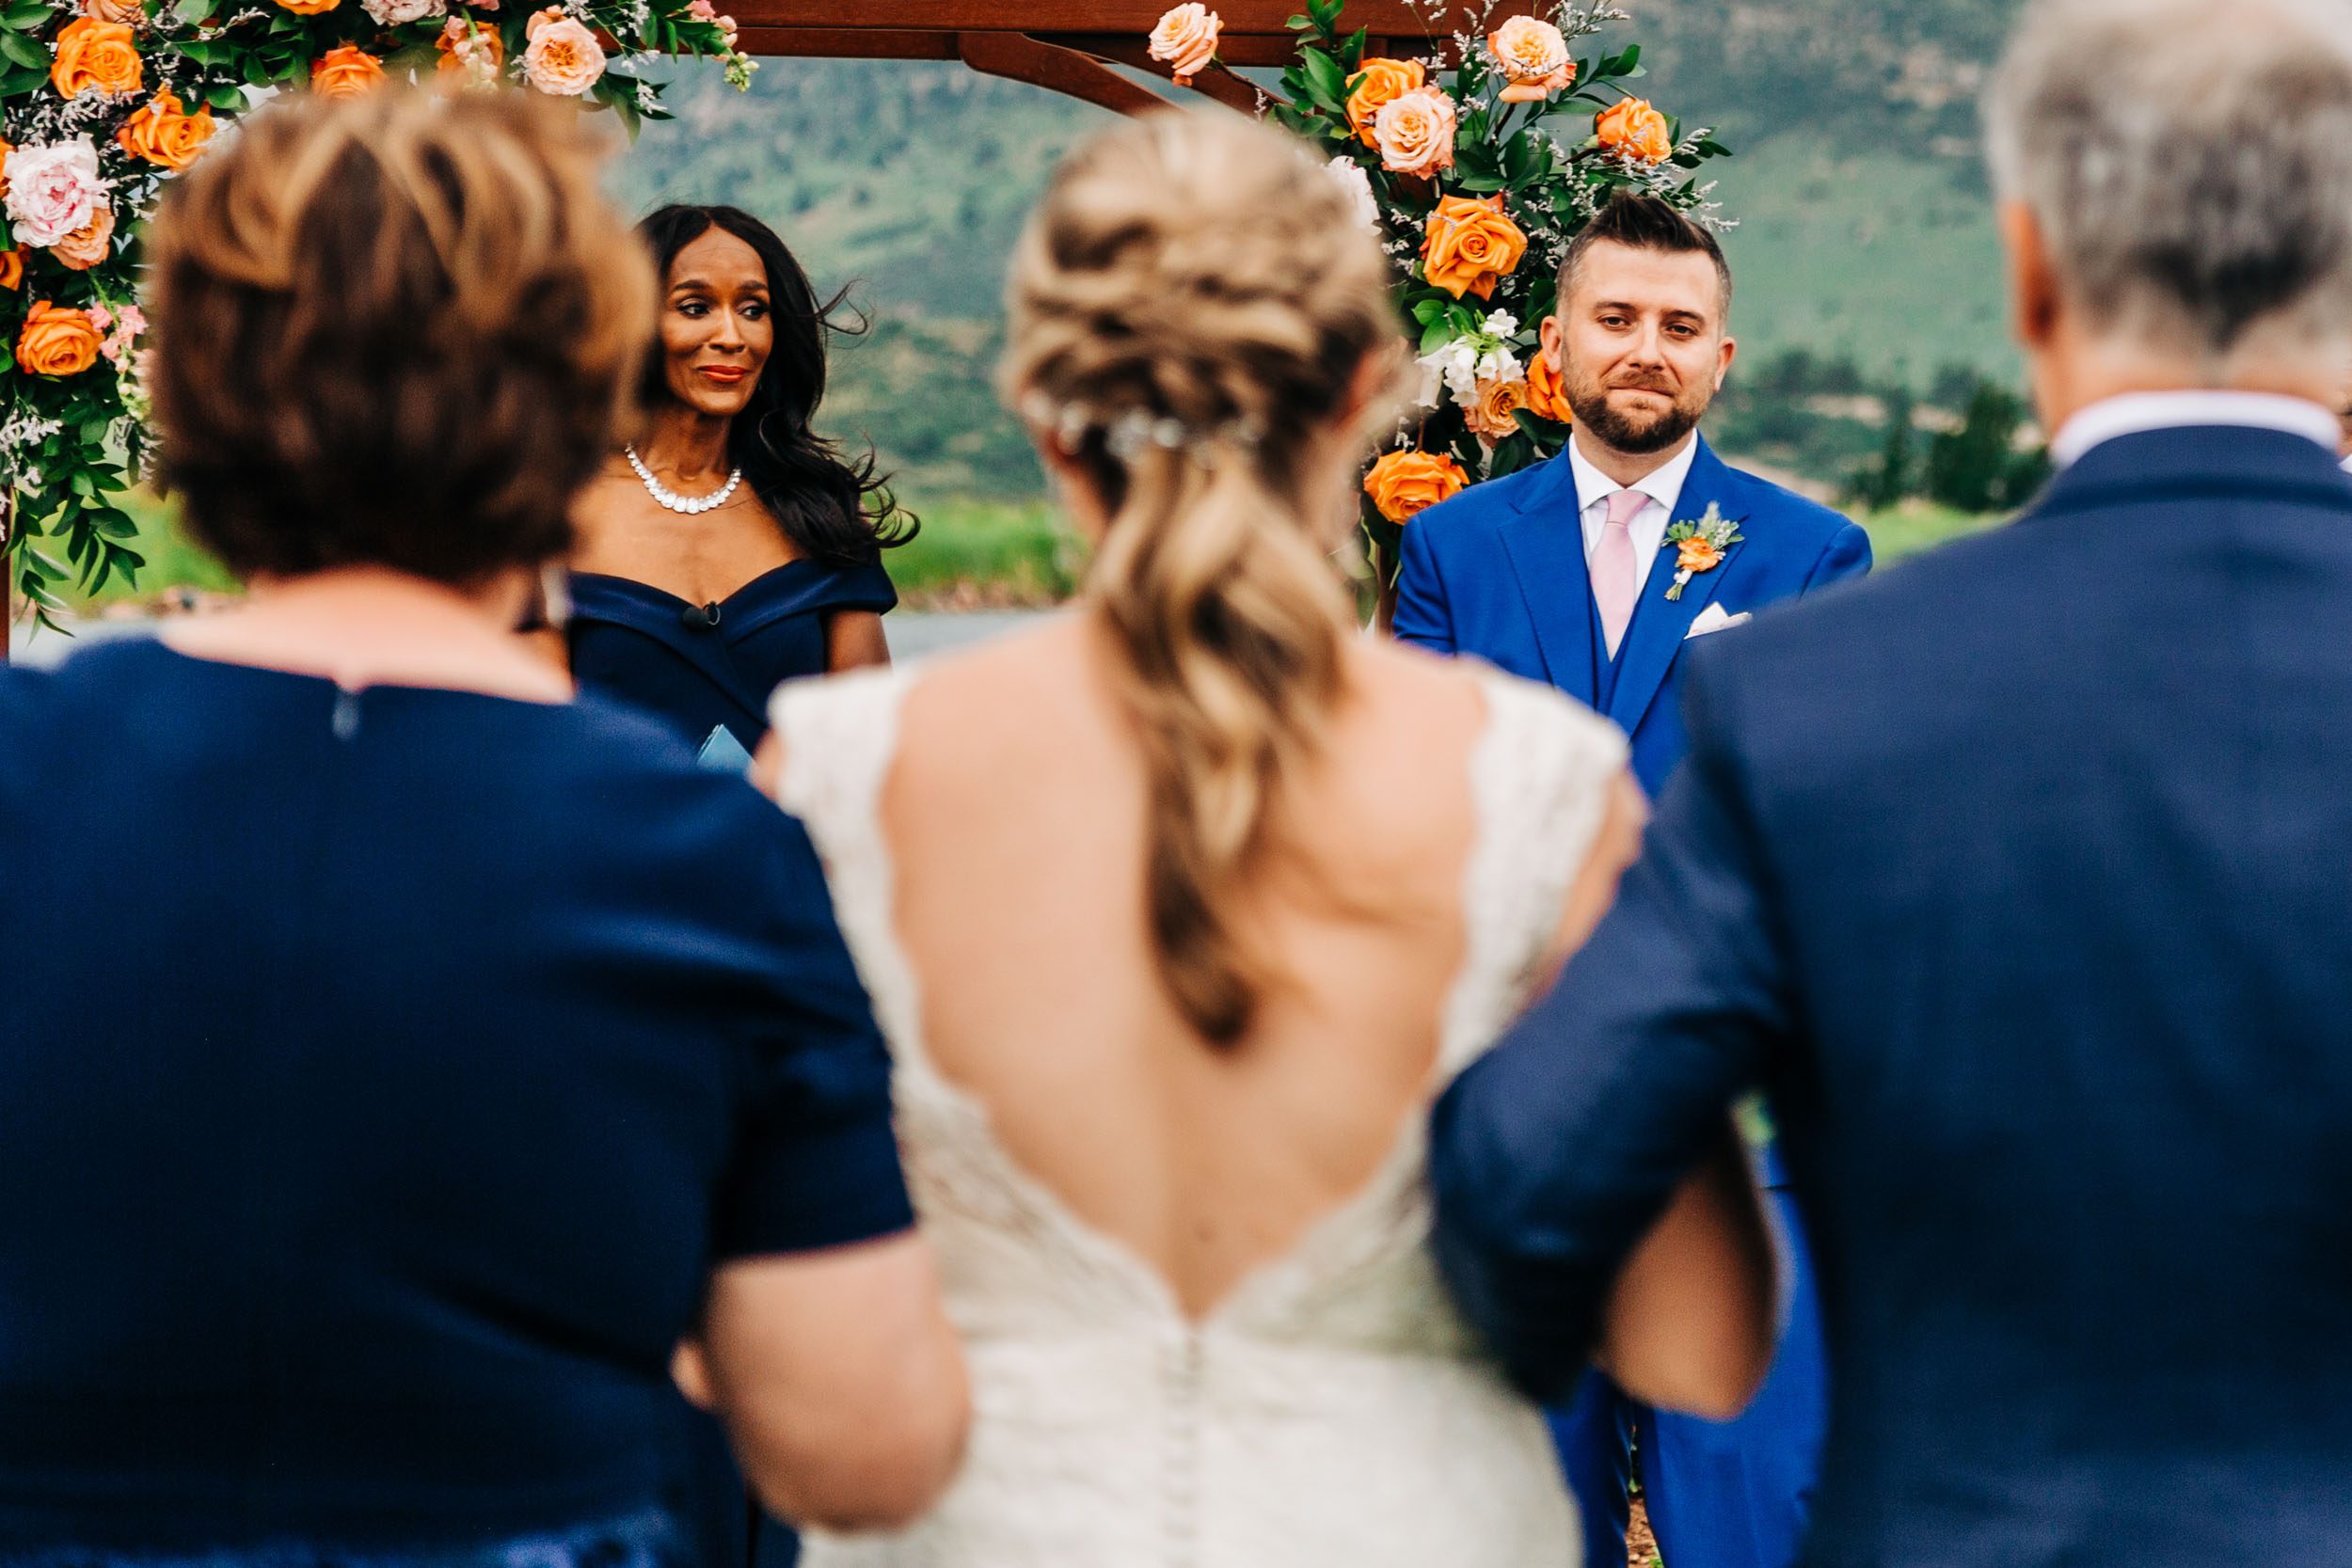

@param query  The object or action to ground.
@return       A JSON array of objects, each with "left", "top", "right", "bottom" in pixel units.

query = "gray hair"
[{"left": 1984, "top": 0, "right": 2352, "bottom": 360}]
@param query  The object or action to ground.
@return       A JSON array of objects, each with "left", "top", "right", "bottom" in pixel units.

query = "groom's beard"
[{"left": 1565, "top": 369, "right": 1710, "bottom": 455}]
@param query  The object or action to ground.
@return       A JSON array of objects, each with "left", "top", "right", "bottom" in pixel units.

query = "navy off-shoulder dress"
[
  {"left": 0, "top": 640, "right": 910, "bottom": 1568},
  {"left": 567, "top": 560, "right": 897, "bottom": 756}
]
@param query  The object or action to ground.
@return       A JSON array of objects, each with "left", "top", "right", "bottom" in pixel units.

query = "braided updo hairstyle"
[{"left": 1004, "top": 112, "right": 1402, "bottom": 1047}]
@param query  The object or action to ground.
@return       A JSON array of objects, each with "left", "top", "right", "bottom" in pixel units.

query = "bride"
[{"left": 755, "top": 111, "right": 1775, "bottom": 1566}]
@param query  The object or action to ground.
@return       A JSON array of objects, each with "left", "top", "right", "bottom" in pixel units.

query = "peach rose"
[
  {"left": 437, "top": 15, "right": 505, "bottom": 80},
  {"left": 49, "top": 204, "right": 113, "bottom": 270},
  {"left": 522, "top": 9, "right": 607, "bottom": 95},
  {"left": 117, "top": 88, "right": 216, "bottom": 170},
  {"left": 17, "top": 300, "right": 104, "bottom": 377},
  {"left": 310, "top": 43, "right": 387, "bottom": 98},
  {"left": 1464, "top": 376, "right": 1531, "bottom": 442},
  {"left": 1524, "top": 343, "right": 1575, "bottom": 424},
  {"left": 1677, "top": 537, "right": 1724, "bottom": 575},
  {"left": 1422, "top": 194, "right": 1527, "bottom": 301},
  {"left": 51, "top": 17, "right": 142, "bottom": 100},
  {"left": 1345, "top": 57, "right": 1423, "bottom": 147},
  {"left": 1364, "top": 449, "right": 1469, "bottom": 524},
  {"left": 80, "top": 0, "right": 146, "bottom": 23},
  {"left": 1490, "top": 16, "right": 1573, "bottom": 103},
  {"left": 0, "top": 249, "right": 23, "bottom": 292},
  {"left": 1373, "top": 86, "right": 1456, "bottom": 178},
  {"left": 1147, "top": 4, "right": 1220, "bottom": 86},
  {"left": 1597, "top": 98, "right": 1674, "bottom": 163},
  {"left": 0, "top": 136, "right": 12, "bottom": 204}
]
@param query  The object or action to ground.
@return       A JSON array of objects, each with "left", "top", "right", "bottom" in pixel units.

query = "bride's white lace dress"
[{"left": 770, "top": 658, "right": 1628, "bottom": 1568}]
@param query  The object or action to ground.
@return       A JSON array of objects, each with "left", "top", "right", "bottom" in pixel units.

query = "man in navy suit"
[
  {"left": 1428, "top": 0, "right": 2352, "bottom": 1563},
  {"left": 1395, "top": 194, "right": 1868, "bottom": 1568}
]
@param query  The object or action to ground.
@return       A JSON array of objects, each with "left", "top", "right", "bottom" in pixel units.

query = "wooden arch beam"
[{"left": 729, "top": 2, "right": 1535, "bottom": 119}]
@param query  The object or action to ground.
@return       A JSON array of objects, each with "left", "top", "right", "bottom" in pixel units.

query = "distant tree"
[
  {"left": 1846, "top": 388, "right": 1915, "bottom": 511},
  {"left": 1925, "top": 381, "right": 2050, "bottom": 513}
]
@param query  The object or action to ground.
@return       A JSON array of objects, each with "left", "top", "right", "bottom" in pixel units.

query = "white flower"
[
  {"left": 1476, "top": 343, "right": 1525, "bottom": 388},
  {"left": 1325, "top": 155, "right": 1380, "bottom": 231},
  {"left": 1482, "top": 310, "right": 1519, "bottom": 339},
  {"left": 361, "top": 0, "right": 445, "bottom": 24},
  {"left": 3, "top": 138, "right": 109, "bottom": 250}
]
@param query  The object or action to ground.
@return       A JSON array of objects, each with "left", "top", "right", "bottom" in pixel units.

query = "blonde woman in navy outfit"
[{"left": 562, "top": 206, "right": 914, "bottom": 768}]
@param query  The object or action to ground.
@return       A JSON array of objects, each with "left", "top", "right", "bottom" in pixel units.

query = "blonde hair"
[
  {"left": 150, "top": 87, "right": 654, "bottom": 581},
  {"left": 1004, "top": 112, "right": 1401, "bottom": 1045}
]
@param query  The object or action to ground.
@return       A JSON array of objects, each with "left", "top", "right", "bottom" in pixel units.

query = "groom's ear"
[
  {"left": 2001, "top": 201, "right": 2060, "bottom": 352},
  {"left": 1713, "top": 334, "right": 1737, "bottom": 394}
]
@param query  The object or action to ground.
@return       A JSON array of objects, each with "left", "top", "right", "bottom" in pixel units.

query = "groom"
[{"left": 1392, "top": 193, "right": 1868, "bottom": 1568}]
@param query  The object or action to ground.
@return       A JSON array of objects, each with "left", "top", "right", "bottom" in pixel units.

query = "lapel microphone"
[{"left": 680, "top": 601, "right": 723, "bottom": 632}]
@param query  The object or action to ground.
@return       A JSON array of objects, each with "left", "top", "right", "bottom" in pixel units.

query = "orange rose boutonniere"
[
  {"left": 0, "top": 248, "right": 24, "bottom": 292},
  {"left": 1365, "top": 449, "right": 1470, "bottom": 525},
  {"left": 118, "top": 88, "right": 217, "bottom": 170},
  {"left": 1661, "top": 505, "right": 1743, "bottom": 599},
  {"left": 51, "top": 17, "right": 143, "bottom": 100},
  {"left": 1422, "top": 194, "right": 1527, "bottom": 301},
  {"left": 311, "top": 44, "right": 387, "bottom": 99},
  {"left": 1345, "top": 56, "right": 1423, "bottom": 147},
  {"left": 17, "top": 300, "right": 105, "bottom": 377},
  {"left": 1597, "top": 97, "right": 1674, "bottom": 163}
]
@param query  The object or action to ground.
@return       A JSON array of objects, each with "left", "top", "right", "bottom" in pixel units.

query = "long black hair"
[{"left": 636, "top": 204, "right": 915, "bottom": 566}]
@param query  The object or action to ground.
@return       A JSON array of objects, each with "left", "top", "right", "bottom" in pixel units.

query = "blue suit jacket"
[
  {"left": 1393, "top": 434, "right": 1870, "bottom": 794},
  {"left": 1429, "top": 426, "right": 2352, "bottom": 1567}
]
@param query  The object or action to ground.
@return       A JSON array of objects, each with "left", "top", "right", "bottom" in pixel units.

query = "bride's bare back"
[{"left": 872, "top": 616, "right": 1628, "bottom": 1317}]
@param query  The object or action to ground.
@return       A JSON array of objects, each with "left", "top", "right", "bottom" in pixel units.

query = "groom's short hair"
[
  {"left": 1986, "top": 0, "right": 2352, "bottom": 358},
  {"left": 1557, "top": 194, "right": 1734, "bottom": 325}
]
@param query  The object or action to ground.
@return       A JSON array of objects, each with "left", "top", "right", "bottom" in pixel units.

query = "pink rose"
[
  {"left": 1490, "top": 16, "right": 1574, "bottom": 103},
  {"left": 1148, "top": 4, "right": 1220, "bottom": 86},
  {"left": 1373, "top": 87, "right": 1457, "bottom": 178},
  {"left": 3, "top": 137, "right": 109, "bottom": 250},
  {"left": 522, "top": 8, "right": 606, "bottom": 94}
]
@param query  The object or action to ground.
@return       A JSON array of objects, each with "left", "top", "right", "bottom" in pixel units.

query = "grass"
[{"left": 25, "top": 490, "right": 1998, "bottom": 618}]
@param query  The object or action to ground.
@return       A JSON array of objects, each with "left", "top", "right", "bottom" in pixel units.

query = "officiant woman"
[
  {"left": 556, "top": 203, "right": 915, "bottom": 766},
  {"left": 0, "top": 88, "right": 966, "bottom": 1565}
]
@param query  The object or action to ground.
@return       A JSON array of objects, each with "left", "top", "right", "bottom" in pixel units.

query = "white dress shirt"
[
  {"left": 2050, "top": 390, "right": 2343, "bottom": 467},
  {"left": 1566, "top": 432, "right": 1699, "bottom": 602}
]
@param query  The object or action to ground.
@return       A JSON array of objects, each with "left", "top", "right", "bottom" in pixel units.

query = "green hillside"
[{"left": 608, "top": 2, "right": 2026, "bottom": 504}]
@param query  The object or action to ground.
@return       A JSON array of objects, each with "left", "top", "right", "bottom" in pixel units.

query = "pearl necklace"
[{"left": 626, "top": 446, "right": 744, "bottom": 515}]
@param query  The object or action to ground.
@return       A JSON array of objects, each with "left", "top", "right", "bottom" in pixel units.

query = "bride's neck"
[{"left": 635, "top": 404, "right": 736, "bottom": 485}]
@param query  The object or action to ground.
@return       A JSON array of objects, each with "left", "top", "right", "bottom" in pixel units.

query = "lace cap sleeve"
[{"left": 1440, "top": 665, "right": 1632, "bottom": 1076}]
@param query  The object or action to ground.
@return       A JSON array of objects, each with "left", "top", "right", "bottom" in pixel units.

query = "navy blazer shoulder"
[{"left": 1431, "top": 425, "right": 2352, "bottom": 1568}]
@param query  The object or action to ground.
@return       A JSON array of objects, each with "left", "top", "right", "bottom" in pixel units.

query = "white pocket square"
[{"left": 1684, "top": 604, "right": 1752, "bottom": 640}]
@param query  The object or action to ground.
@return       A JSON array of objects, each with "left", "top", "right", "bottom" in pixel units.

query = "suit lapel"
[
  {"left": 1607, "top": 437, "right": 1742, "bottom": 736},
  {"left": 1495, "top": 453, "right": 1599, "bottom": 708}
]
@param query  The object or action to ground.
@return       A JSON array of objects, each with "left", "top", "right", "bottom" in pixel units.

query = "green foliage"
[
  {"left": 1923, "top": 381, "right": 2050, "bottom": 514},
  {"left": 3, "top": 0, "right": 750, "bottom": 632}
]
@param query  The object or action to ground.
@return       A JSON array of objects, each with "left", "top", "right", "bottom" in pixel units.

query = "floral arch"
[{"left": 0, "top": 0, "right": 1722, "bottom": 652}]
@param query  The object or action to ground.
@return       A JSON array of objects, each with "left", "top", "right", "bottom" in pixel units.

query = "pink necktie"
[{"left": 1593, "top": 488, "right": 1647, "bottom": 657}]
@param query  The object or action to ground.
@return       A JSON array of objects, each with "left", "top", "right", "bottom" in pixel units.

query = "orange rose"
[
  {"left": 311, "top": 43, "right": 387, "bottom": 98},
  {"left": 1677, "top": 537, "right": 1724, "bottom": 575},
  {"left": 0, "top": 249, "right": 23, "bottom": 292},
  {"left": 276, "top": 0, "right": 339, "bottom": 14},
  {"left": 50, "top": 17, "right": 142, "bottom": 99},
  {"left": 1365, "top": 449, "right": 1469, "bottom": 524},
  {"left": 80, "top": 0, "right": 147, "bottom": 23},
  {"left": 1345, "top": 57, "right": 1423, "bottom": 147},
  {"left": 1422, "top": 194, "right": 1527, "bottom": 301},
  {"left": 1597, "top": 98, "right": 1674, "bottom": 163},
  {"left": 1464, "top": 377, "right": 1531, "bottom": 442},
  {"left": 49, "top": 205, "right": 114, "bottom": 271},
  {"left": 1524, "top": 344, "right": 1574, "bottom": 424},
  {"left": 0, "top": 135, "right": 12, "bottom": 202},
  {"left": 117, "top": 88, "right": 216, "bottom": 170},
  {"left": 16, "top": 301, "right": 104, "bottom": 377}
]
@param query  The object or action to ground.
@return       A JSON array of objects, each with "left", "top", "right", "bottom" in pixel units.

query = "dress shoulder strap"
[
  {"left": 1438, "top": 663, "right": 1632, "bottom": 1079},
  {"left": 768, "top": 665, "right": 926, "bottom": 1051}
]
